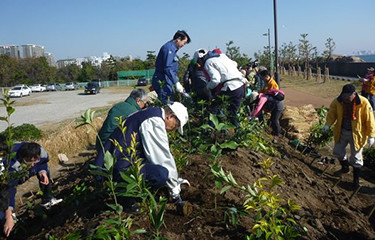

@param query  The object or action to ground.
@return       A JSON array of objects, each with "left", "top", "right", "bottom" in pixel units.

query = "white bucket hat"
[{"left": 168, "top": 102, "right": 189, "bottom": 135}]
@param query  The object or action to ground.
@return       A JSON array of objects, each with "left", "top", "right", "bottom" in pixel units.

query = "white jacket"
[
  {"left": 204, "top": 54, "right": 247, "bottom": 91},
  {"left": 139, "top": 109, "right": 179, "bottom": 193}
]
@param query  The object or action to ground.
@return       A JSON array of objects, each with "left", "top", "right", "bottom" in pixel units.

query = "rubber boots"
[
  {"left": 353, "top": 167, "right": 361, "bottom": 187},
  {"left": 334, "top": 160, "right": 350, "bottom": 176}
]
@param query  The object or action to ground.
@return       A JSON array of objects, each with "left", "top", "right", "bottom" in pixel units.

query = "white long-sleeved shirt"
[{"left": 205, "top": 54, "right": 247, "bottom": 91}]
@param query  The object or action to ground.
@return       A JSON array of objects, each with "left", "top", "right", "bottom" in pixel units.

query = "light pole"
[
  {"left": 263, "top": 28, "right": 273, "bottom": 74},
  {"left": 273, "top": 0, "right": 280, "bottom": 87}
]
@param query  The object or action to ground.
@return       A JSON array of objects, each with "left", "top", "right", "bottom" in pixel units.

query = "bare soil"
[{"left": 3, "top": 81, "right": 375, "bottom": 240}]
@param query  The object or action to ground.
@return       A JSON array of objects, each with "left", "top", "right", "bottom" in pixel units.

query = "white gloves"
[
  {"left": 169, "top": 178, "right": 190, "bottom": 200},
  {"left": 322, "top": 125, "right": 329, "bottom": 133},
  {"left": 175, "top": 82, "right": 184, "bottom": 94},
  {"left": 368, "top": 137, "right": 375, "bottom": 146}
]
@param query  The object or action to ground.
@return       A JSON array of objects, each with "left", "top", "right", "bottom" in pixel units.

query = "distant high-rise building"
[
  {"left": 0, "top": 45, "right": 20, "bottom": 58},
  {"left": 44, "top": 52, "right": 56, "bottom": 67},
  {"left": 22, "top": 44, "right": 45, "bottom": 58}
]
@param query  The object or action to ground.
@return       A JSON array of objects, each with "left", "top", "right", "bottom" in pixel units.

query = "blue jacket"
[
  {"left": 5, "top": 142, "right": 49, "bottom": 209},
  {"left": 152, "top": 40, "right": 179, "bottom": 88},
  {"left": 95, "top": 107, "right": 163, "bottom": 181}
]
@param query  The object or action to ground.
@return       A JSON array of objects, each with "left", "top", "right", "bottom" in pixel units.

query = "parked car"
[
  {"left": 8, "top": 85, "right": 31, "bottom": 97},
  {"left": 30, "top": 84, "right": 46, "bottom": 92},
  {"left": 84, "top": 82, "right": 100, "bottom": 94},
  {"left": 91, "top": 79, "right": 103, "bottom": 88},
  {"left": 46, "top": 83, "right": 62, "bottom": 91},
  {"left": 65, "top": 82, "right": 76, "bottom": 91},
  {"left": 136, "top": 78, "right": 148, "bottom": 86}
]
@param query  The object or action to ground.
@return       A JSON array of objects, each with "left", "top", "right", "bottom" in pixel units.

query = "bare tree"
[
  {"left": 323, "top": 37, "right": 336, "bottom": 64},
  {"left": 298, "top": 33, "right": 315, "bottom": 80}
]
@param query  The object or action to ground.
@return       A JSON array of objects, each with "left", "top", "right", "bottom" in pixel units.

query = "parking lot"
[{"left": 0, "top": 88, "right": 130, "bottom": 131}]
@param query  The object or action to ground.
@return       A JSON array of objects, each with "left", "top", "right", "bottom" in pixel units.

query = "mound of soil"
[{"left": 4, "top": 133, "right": 375, "bottom": 240}]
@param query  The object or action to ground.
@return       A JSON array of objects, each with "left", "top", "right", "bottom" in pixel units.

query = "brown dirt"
[{"left": 3, "top": 82, "right": 375, "bottom": 240}]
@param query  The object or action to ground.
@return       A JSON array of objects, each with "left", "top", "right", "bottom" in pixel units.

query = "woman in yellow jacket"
[
  {"left": 258, "top": 70, "right": 279, "bottom": 93},
  {"left": 323, "top": 84, "right": 375, "bottom": 187}
]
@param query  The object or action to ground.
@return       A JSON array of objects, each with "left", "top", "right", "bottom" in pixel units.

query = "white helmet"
[{"left": 193, "top": 48, "right": 208, "bottom": 61}]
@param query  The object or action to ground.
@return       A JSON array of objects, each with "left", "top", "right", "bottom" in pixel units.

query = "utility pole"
[
  {"left": 273, "top": 0, "right": 280, "bottom": 87},
  {"left": 263, "top": 29, "right": 273, "bottom": 74}
]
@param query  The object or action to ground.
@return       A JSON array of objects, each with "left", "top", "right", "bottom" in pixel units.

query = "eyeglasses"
[{"left": 24, "top": 157, "right": 40, "bottom": 165}]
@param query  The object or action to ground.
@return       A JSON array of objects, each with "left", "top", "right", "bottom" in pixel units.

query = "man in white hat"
[{"left": 94, "top": 102, "right": 189, "bottom": 209}]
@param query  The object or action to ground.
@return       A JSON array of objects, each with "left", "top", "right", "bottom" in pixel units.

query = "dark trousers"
[
  {"left": 37, "top": 169, "right": 53, "bottom": 201},
  {"left": 258, "top": 101, "right": 284, "bottom": 136},
  {"left": 210, "top": 85, "right": 245, "bottom": 127}
]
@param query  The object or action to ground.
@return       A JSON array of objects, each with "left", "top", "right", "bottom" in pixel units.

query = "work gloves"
[
  {"left": 322, "top": 125, "right": 329, "bottom": 133},
  {"left": 175, "top": 82, "right": 185, "bottom": 94},
  {"left": 169, "top": 178, "right": 190, "bottom": 203},
  {"left": 368, "top": 137, "right": 375, "bottom": 146}
]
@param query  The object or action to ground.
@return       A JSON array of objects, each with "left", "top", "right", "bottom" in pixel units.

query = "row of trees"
[
  {"left": 255, "top": 34, "right": 336, "bottom": 80},
  {"left": 0, "top": 36, "right": 334, "bottom": 87},
  {"left": 0, "top": 53, "right": 158, "bottom": 87},
  {"left": 0, "top": 42, "right": 251, "bottom": 87}
]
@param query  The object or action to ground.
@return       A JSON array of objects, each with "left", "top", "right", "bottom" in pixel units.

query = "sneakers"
[
  {"left": 40, "top": 197, "right": 63, "bottom": 209},
  {"left": 272, "top": 136, "right": 279, "bottom": 144}
]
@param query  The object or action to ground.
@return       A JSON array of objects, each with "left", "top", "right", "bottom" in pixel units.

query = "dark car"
[
  {"left": 84, "top": 82, "right": 100, "bottom": 94},
  {"left": 136, "top": 78, "right": 148, "bottom": 86},
  {"left": 46, "top": 83, "right": 63, "bottom": 91}
]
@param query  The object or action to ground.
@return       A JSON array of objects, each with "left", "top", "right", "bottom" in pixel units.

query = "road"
[{"left": 0, "top": 89, "right": 129, "bottom": 131}]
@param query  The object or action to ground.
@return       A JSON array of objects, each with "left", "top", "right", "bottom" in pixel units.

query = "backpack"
[{"left": 265, "top": 89, "right": 285, "bottom": 101}]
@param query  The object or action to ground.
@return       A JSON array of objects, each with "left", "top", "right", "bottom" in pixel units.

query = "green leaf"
[
  {"left": 103, "top": 151, "right": 115, "bottom": 171},
  {"left": 220, "top": 141, "right": 238, "bottom": 150},
  {"left": 201, "top": 124, "right": 214, "bottom": 130},
  {"left": 220, "top": 185, "right": 232, "bottom": 194},
  {"left": 209, "top": 114, "right": 219, "bottom": 128}
]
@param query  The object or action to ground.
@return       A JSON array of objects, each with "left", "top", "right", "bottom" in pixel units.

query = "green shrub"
[{"left": 1, "top": 123, "right": 43, "bottom": 141}]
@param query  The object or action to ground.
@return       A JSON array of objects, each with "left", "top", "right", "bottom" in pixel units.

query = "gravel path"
[{"left": 0, "top": 89, "right": 129, "bottom": 131}]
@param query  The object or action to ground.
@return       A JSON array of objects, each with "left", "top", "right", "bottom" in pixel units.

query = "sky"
[{"left": 1, "top": 0, "right": 375, "bottom": 61}]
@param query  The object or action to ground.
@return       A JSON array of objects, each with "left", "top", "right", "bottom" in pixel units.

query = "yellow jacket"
[
  {"left": 259, "top": 77, "right": 279, "bottom": 93},
  {"left": 325, "top": 95, "right": 375, "bottom": 151},
  {"left": 365, "top": 76, "right": 375, "bottom": 95}
]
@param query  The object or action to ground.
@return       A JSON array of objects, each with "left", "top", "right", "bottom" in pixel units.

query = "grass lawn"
[{"left": 280, "top": 74, "right": 361, "bottom": 99}]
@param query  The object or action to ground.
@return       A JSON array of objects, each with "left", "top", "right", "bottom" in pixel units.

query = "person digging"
[{"left": 323, "top": 84, "right": 375, "bottom": 188}]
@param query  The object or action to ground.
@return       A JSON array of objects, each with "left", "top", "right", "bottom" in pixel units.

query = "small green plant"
[
  {"left": 0, "top": 93, "right": 30, "bottom": 210},
  {"left": 304, "top": 106, "right": 333, "bottom": 151},
  {"left": 77, "top": 108, "right": 168, "bottom": 239},
  {"left": 77, "top": 109, "right": 147, "bottom": 239},
  {"left": 211, "top": 158, "right": 306, "bottom": 239},
  {"left": 200, "top": 114, "right": 239, "bottom": 153}
]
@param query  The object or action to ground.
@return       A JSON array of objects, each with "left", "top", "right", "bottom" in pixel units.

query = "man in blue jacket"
[
  {"left": 152, "top": 30, "right": 191, "bottom": 104},
  {"left": 2, "top": 142, "right": 62, "bottom": 237}
]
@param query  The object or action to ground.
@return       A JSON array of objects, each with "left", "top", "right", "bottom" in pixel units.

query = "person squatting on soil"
[
  {"left": 151, "top": 30, "right": 191, "bottom": 105},
  {"left": 258, "top": 69, "right": 279, "bottom": 93},
  {"left": 359, "top": 67, "right": 375, "bottom": 111},
  {"left": 95, "top": 88, "right": 148, "bottom": 152},
  {"left": 249, "top": 90, "right": 285, "bottom": 143},
  {"left": 359, "top": 67, "right": 374, "bottom": 99},
  {"left": 1, "top": 142, "right": 62, "bottom": 237},
  {"left": 182, "top": 49, "right": 211, "bottom": 101},
  {"left": 94, "top": 102, "right": 189, "bottom": 211},
  {"left": 196, "top": 48, "right": 248, "bottom": 128},
  {"left": 323, "top": 84, "right": 375, "bottom": 187}
]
